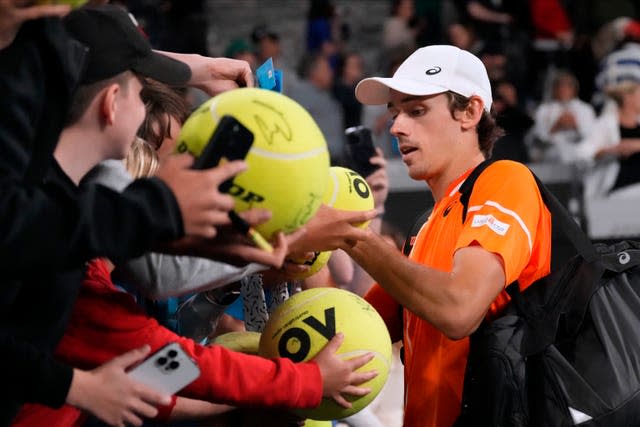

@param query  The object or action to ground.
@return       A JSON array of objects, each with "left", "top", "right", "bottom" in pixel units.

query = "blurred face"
[
  {"left": 397, "top": 0, "right": 414, "bottom": 19},
  {"left": 259, "top": 37, "right": 280, "bottom": 61},
  {"left": 623, "top": 84, "right": 640, "bottom": 113},
  {"left": 553, "top": 77, "right": 576, "bottom": 102},
  {"left": 448, "top": 23, "right": 472, "bottom": 50},
  {"left": 343, "top": 54, "right": 364, "bottom": 85},
  {"left": 310, "top": 56, "right": 333, "bottom": 90},
  {"left": 388, "top": 91, "right": 462, "bottom": 182}
]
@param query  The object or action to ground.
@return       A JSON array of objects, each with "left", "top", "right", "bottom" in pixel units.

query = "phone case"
[
  {"left": 127, "top": 342, "right": 201, "bottom": 395},
  {"left": 192, "top": 115, "right": 254, "bottom": 192},
  {"left": 344, "top": 126, "right": 380, "bottom": 178}
]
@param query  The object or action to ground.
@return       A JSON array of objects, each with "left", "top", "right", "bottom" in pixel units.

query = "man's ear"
[
  {"left": 100, "top": 84, "right": 120, "bottom": 126},
  {"left": 460, "top": 95, "right": 484, "bottom": 131}
]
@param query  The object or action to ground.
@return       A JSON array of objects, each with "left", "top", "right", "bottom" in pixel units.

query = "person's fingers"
[
  {"left": 346, "top": 352, "right": 375, "bottom": 371},
  {"left": 239, "top": 65, "right": 254, "bottom": 87},
  {"left": 238, "top": 208, "right": 272, "bottom": 226},
  {"left": 14, "top": 4, "right": 71, "bottom": 22},
  {"left": 111, "top": 345, "right": 150, "bottom": 369},
  {"left": 198, "top": 208, "right": 233, "bottom": 226},
  {"left": 321, "top": 332, "right": 344, "bottom": 354},
  {"left": 332, "top": 394, "right": 353, "bottom": 409},
  {"left": 284, "top": 227, "right": 307, "bottom": 249},
  {"left": 134, "top": 382, "right": 172, "bottom": 407},
  {"left": 204, "top": 159, "right": 247, "bottom": 182},
  {"left": 282, "top": 261, "right": 310, "bottom": 275},
  {"left": 194, "top": 224, "right": 217, "bottom": 239},
  {"left": 349, "top": 369, "right": 379, "bottom": 385},
  {"left": 122, "top": 410, "right": 143, "bottom": 427},
  {"left": 128, "top": 395, "right": 161, "bottom": 419},
  {"left": 341, "top": 385, "right": 372, "bottom": 397}
]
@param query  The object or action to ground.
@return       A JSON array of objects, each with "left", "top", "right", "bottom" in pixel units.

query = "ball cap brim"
[
  {"left": 356, "top": 77, "right": 453, "bottom": 105},
  {"left": 355, "top": 45, "right": 492, "bottom": 112},
  {"left": 64, "top": 5, "right": 191, "bottom": 85}
]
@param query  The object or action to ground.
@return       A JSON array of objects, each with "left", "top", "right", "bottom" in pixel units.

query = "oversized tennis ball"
[
  {"left": 176, "top": 88, "right": 330, "bottom": 240},
  {"left": 292, "top": 166, "right": 374, "bottom": 279},
  {"left": 211, "top": 331, "right": 261, "bottom": 355},
  {"left": 259, "top": 288, "right": 391, "bottom": 420}
]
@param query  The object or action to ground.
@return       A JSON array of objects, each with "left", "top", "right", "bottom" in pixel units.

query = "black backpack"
[
  {"left": 449, "top": 162, "right": 640, "bottom": 426},
  {"left": 402, "top": 161, "right": 640, "bottom": 426}
]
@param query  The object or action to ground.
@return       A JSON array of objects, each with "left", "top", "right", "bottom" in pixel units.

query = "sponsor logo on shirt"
[{"left": 471, "top": 214, "right": 510, "bottom": 236}]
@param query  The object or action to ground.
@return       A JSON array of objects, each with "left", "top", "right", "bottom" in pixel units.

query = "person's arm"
[
  {"left": 349, "top": 162, "right": 545, "bottom": 339},
  {"left": 66, "top": 346, "right": 172, "bottom": 427},
  {"left": 57, "top": 260, "right": 377, "bottom": 413},
  {"left": 467, "top": 1, "right": 513, "bottom": 24},
  {"left": 348, "top": 234, "right": 505, "bottom": 339},
  {"left": 118, "top": 253, "right": 265, "bottom": 299},
  {"left": 166, "top": 397, "right": 233, "bottom": 422},
  {"left": 573, "top": 102, "right": 596, "bottom": 137},
  {"left": 0, "top": 336, "right": 171, "bottom": 426},
  {"left": 287, "top": 205, "right": 377, "bottom": 254},
  {"left": 616, "top": 138, "right": 640, "bottom": 157},
  {"left": 156, "top": 52, "right": 254, "bottom": 95},
  {"left": 0, "top": 0, "right": 70, "bottom": 50}
]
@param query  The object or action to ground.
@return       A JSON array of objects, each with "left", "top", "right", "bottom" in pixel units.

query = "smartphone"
[
  {"left": 192, "top": 115, "right": 254, "bottom": 192},
  {"left": 127, "top": 342, "right": 201, "bottom": 395},
  {"left": 344, "top": 126, "right": 380, "bottom": 178}
]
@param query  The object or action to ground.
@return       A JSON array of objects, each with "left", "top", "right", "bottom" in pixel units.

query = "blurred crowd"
[{"left": 124, "top": 0, "right": 640, "bottom": 210}]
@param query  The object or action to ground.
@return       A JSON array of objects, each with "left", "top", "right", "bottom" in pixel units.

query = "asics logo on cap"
[{"left": 425, "top": 66, "right": 442, "bottom": 75}]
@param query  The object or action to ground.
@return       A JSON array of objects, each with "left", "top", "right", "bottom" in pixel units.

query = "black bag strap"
[
  {"left": 457, "top": 160, "right": 598, "bottom": 263},
  {"left": 402, "top": 160, "right": 495, "bottom": 257},
  {"left": 402, "top": 209, "right": 431, "bottom": 256},
  {"left": 459, "top": 159, "right": 495, "bottom": 223}
]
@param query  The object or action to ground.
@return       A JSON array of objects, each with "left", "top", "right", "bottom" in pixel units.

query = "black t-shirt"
[{"left": 611, "top": 124, "right": 640, "bottom": 192}]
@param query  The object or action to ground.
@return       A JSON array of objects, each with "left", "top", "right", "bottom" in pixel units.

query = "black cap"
[{"left": 63, "top": 5, "right": 191, "bottom": 85}]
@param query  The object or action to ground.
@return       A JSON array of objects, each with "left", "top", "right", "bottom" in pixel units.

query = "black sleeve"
[
  {"left": 0, "top": 19, "right": 183, "bottom": 274},
  {"left": 0, "top": 173, "right": 183, "bottom": 274},
  {"left": 0, "top": 335, "right": 73, "bottom": 408}
]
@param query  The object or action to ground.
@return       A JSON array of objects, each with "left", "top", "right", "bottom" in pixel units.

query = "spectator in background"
[
  {"left": 491, "top": 79, "right": 532, "bottom": 163},
  {"left": 528, "top": 0, "right": 575, "bottom": 102},
  {"left": 447, "top": 21, "right": 484, "bottom": 56},
  {"left": 251, "top": 25, "right": 299, "bottom": 93},
  {"left": 333, "top": 51, "right": 366, "bottom": 129},
  {"left": 533, "top": 70, "right": 596, "bottom": 163},
  {"left": 382, "top": 0, "right": 418, "bottom": 59},
  {"left": 224, "top": 38, "right": 257, "bottom": 70},
  {"left": 575, "top": 64, "right": 640, "bottom": 198},
  {"left": 289, "top": 52, "right": 345, "bottom": 164},
  {"left": 306, "top": 0, "right": 340, "bottom": 70},
  {"left": 455, "top": 0, "right": 518, "bottom": 45}
]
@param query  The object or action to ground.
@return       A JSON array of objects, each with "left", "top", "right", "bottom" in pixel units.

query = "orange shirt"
[{"left": 368, "top": 160, "right": 551, "bottom": 427}]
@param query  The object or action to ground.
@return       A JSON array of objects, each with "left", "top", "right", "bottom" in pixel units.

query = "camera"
[{"left": 344, "top": 126, "right": 380, "bottom": 178}]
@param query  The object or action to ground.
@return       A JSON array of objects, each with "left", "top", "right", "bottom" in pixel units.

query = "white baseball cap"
[{"left": 355, "top": 45, "right": 493, "bottom": 112}]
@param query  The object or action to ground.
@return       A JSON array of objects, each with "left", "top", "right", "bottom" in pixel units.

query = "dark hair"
[
  {"left": 444, "top": 91, "right": 503, "bottom": 158},
  {"left": 66, "top": 71, "right": 131, "bottom": 126},
  {"left": 137, "top": 79, "right": 190, "bottom": 150},
  {"left": 297, "top": 52, "right": 327, "bottom": 79}
]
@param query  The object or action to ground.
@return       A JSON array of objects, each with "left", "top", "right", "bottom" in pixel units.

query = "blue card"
[
  {"left": 273, "top": 68, "right": 283, "bottom": 93},
  {"left": 256, "top": 58, "right": 276, "bottom": 90}
]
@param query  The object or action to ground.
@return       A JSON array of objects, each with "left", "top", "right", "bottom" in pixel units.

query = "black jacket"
[{"left": 0, "top": 18, "right": 183, "bottom": 423}]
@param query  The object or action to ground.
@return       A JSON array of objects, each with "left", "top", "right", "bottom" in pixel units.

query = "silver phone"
[{"left": 127, "top": 342, "right": 201, "bottom": 395}]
